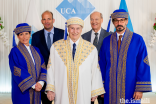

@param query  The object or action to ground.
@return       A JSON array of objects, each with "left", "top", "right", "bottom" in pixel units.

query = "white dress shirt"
[
  {"left": 70, "top": 37, "right": 80, "bottom": 51},
  {"left": 44, "top": 26, "right": 54, "bottom": 45},
  {"left": 117, "top": 32, "right": 125, "bottom": 41}
]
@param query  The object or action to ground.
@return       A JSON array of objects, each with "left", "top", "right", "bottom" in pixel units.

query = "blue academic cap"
[
  {"left": 106, "top": 9, "right": 128, "bottom": 32},
  {"left": 111, "top": 9, "right": 128, "bottom": 19},
  {"left": 14, "top": 23, "right": 31, "bottom": 35}
]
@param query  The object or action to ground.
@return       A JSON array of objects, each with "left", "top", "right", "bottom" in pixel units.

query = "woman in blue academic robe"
[{"left": 9, "top": 23, "right": 47, "bottom": 104}]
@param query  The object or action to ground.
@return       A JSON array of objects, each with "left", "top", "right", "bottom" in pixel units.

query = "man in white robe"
[{"left": 45, "top": 17, "right": 105, "bottom": 104}]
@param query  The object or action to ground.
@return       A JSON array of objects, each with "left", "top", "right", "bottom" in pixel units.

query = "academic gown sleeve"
[
  {"left": 91, "top": 48, "right": 105, "bottom": 97},
  {"left": 135, "top": 36, "right": 152, "bottom": 92},
  {"left": 45, "top": 45, "right": 55, "bottom": 92},
  {"left": 9, "top": 48, "right": 36, "bottom": 93},
  {"left": 99, "top": 39, "right": 107, "bottom": 86}
]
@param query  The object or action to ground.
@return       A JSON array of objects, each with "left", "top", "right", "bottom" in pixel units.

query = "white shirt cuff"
[
  {"left": 38, "top": 81, "right": 44, "bottom": 87},
  {"left": 32, "top": 84, "right": 36, "bottom": 89},
  {"left": 31, "top": 81, "right": 44, "bottom": 89}
]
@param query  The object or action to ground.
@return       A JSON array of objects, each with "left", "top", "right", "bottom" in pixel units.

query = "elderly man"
[
  {"left": 45, "top": 17, "right": 105, "bottom": 104},
  {"left": 99, "top": 9, "right": 152, "bottom": 104},
  {"left": 82, "top": 11, "right": 111, "bottom": 54}
]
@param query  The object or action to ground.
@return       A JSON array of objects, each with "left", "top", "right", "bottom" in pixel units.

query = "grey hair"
[{"left": 90, "top": 11, "right": 103, "bottom": 19}]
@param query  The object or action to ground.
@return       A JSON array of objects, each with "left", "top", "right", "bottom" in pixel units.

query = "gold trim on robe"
[
  {"left": 135, "top": 81, "right": 152, "bottom": 91},
  {"left": 30, "top": 46, "right": 41, "bottom": 79},
  {"left": 97, "top": 64, "right": 100, "bottom": 71},
  {"left": 136, "top": 82, "right": 151, "bottom": 84},
  {"left": 109, "top": 28, "right": 133, "bottom": 104},
  {"left": 14, "top": 66, "right": 21, "bottom": 77},
  {"left": 91, "top": 87, "right": 105, "bottom": 97},
  {"left": 41, "top": 62, "right": 46, "bottom": 70},
  {"left": 17, "top": 42, "right": 43, "bottom": 104},
  {"left": 109, "top": 32, "right": 117, "bottom": 104},
  {"left": 39, "top": 73, "right": 47, "bottom": 81},
  {"left": 143, "top": 56, "right": 150, "bottom": 66},
  {"left": 20, "top": 78, "right": 35, "bottom": 92},
  {"left": 29, "top": 89, "right": 33, "bottom": 104},
  {"left": 46, "top": 84, "right": 55, "bottom": 92},
  {"left": 18, "top": 76, "right": 32, "bottom": 88},
  {"left": 53, "top": 37, "right": 95, "bottom": 104},
  {"left": 117, "top": 29, "right": 133, "bottom": 104}
]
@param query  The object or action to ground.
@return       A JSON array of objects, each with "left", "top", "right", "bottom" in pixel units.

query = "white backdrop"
[{"left": 0, "top": 0, "right": 156, "bottom": 93}]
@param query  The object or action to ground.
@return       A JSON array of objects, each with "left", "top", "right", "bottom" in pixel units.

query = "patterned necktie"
[
  {"left": 93, "top": 33, "right": 98, "bottom": 47},
  {"left": 72, "top": 43, "right": 76, "bottom": 60},
  {"left": 118, "top": 35, "right": 122, "bottom": 53},
  {"left": 47, "top": 32, "right": 51, "bottom": 50}
]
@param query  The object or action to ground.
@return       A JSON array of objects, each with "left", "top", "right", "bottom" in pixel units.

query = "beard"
[{"left": 116, "top": 25, "right": 125, "bottom": 32}]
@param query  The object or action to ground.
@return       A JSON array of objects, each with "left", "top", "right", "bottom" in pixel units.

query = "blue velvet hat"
[
  {"left": 106, "top": 9, "right": 128, "bottom": 32},
  {"left": 111, "top": 9, "right": 128, "bottom": 19},
  {"left": 14, "top": 23, "right": 31, "bottom": 35}
]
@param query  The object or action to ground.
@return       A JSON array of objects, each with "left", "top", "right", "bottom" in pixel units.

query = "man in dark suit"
[
  {"left": 31, "top": 10, "right": 64, "bottom": 104},
  {"left": 82, "top": 11, "right": 112, "bottom": 104},
  {"left": 82, "top": 11, "right": 111, "bottom": 54}
]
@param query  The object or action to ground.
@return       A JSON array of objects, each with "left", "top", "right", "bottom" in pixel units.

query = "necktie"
[
  {"left": 47, "top": 32, "right": 51, "bottom": 50},
  {"left": 118, "top": 35, "right": 122, "bottom": 53},
  {"left": 72, "top": 43, "right": 76, "bottom": 60},
  {"left": 93, "top": 33, "right": 98, "bottom": 47}
]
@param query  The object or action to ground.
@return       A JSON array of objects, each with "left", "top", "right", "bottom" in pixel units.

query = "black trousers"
[
  {"left": 41, "top": 92, "right": 52, "bottom": 104},
  {"left": 91, "top": 96, "right": 104, "bottom": 104},
  {"left": 41, "top": 84, "right": 52, "bottom": 104}
]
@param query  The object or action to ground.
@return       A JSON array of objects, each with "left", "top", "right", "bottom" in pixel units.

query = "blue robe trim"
[
  {"left": 99, "top": 28, "right": 152, "bottom": 104},
  {"left": 9, "top": 42, "right": 47, "bottom": 104}
]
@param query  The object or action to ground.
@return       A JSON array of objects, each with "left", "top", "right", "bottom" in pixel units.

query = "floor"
[{"left": 0, "top": 92, "right": 155, "bottom": 104}]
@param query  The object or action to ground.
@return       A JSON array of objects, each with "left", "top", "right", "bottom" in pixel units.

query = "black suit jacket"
[
  {"left": 31, "top": 27, "right": 64, "bottom": 66},
  {"left": 82, "top": 28, "right": 112, "bottom": 54}
]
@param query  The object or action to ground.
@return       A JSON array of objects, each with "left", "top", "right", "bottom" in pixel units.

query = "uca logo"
[{"left": 56, "top": 0, "right": 95, "bottom": 20}]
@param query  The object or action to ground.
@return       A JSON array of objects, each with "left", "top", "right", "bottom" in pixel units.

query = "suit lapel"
[
  {"left": 97, "top": 28, "right": 105, "bottom": 53},
  {"left": 40, "top": 29, "right": 49, "bottom": 52},
  {"left": 53, "top": 27, "right": 59, "bottom": 43},
  {"left": 87, "top": 30, "right": 92, "bottom": 42}
]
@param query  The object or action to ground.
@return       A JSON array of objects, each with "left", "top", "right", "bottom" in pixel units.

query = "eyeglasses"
[{"left": 113, "top": 19, "right": 126, "bottom": 24}]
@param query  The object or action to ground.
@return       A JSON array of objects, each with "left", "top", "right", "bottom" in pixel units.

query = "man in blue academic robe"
[{"left": 99, "top": 9, "right": 152, "bottom": 104}]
